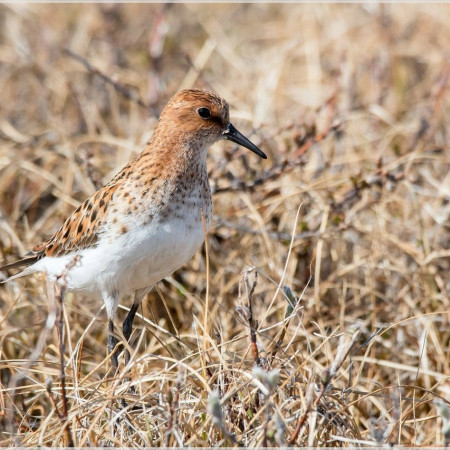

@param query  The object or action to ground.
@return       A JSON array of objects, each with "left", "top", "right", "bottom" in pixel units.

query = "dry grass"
[{"left": 0, "top": 3, "right": 449, "bottom": 447}]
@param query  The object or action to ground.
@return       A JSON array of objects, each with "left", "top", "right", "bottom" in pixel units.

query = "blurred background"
[{"left": 0, "top": 3, "right": 448, "bottom": 447}]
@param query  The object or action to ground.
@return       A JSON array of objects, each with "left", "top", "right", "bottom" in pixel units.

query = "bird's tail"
[{"left": 0, "top": 255, "right": 40, "bottom": 282}]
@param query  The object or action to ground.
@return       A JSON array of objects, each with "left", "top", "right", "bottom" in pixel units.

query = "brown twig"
[
  {"left": 288, "top": 382, "right": 316, "bottom": 446},
  {"left": 214, "top": 214, "right": 344, "bottom": 242},
  {"left": 77, "top": 149, "right": 104, "bottom": 191},
  {"left": 288, "top": 367, "right": 338, "bottom": 446},
  {"left": 236, "top": 269, "right": 263, "bottom": 413},
  {"left": 293, "top": 121, "right": 341, "bottom": 160},
  {"left": 212, "top": 120, "right": 341, "bottom": 195},
  {"left": 237, "top": 269, "right": 261, "bottom": 368},
  {"left": 63, "top": 48, "right": 149, "bottom": 111},
  {"left": 146, "top": 5, "right": 171, "bottom": 107},
  {"left": 6, "top": 277, "right": 60, "bottom": 443},
  {"left": 164, "top": 368, "right": 183, "bottom": 447},
  {"left": 268, "top": 286, "right": 300, "bottom": 363},
  {"left": 45, "top": 378, "right": 63, "bottom": 419},
  {"left": 262, "top": 413, "right": 269, "bottom": 448},
  {"left": 407, "top": 61, "right": 450, "bottom": 152},
  {"left": 53, "top": 256, "right": 80, "bottom": 448},
  {"left": 288, "top": 327, "right": 361, "bottom": 446},
  {"left": 247, "top": 275, "right": 260, "bottom": 369},
  {"left": 332, "top": 164, "right": 405, "bottom": 214}
]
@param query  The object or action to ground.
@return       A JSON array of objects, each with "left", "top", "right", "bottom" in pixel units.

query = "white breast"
[{"left": 31, "top": 200, "right": 210, "bottom": 300}]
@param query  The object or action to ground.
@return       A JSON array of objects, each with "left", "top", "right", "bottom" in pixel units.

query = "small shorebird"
[{"left": 1, "top": 89, "right": 266, "bottom": 370}]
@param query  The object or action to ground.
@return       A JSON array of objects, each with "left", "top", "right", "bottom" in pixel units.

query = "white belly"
[{"left": 32, "top": 214, "right": 207, "bottom": 299}]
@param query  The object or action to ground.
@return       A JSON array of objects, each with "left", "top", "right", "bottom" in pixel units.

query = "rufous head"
[{"left": 158, "top": 89, "right": 267, "bottom": 159}]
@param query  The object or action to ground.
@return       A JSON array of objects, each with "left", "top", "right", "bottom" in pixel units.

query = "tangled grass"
[{"left": 0, "top": 3, "right": 449, "bottom": 447}]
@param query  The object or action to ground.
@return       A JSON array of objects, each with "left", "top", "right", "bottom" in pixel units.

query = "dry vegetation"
[{"left": 0, "top": 3, "right": 449, "bottom": 447}]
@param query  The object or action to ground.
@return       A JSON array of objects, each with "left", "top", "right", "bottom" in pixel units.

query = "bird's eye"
[{"left": 197, "top": 107, "right": 211, "bottom": 119}]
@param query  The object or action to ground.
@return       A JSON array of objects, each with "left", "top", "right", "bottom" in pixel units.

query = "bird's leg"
[
  {"left": 108, "top": 318, "right": 129, "bottom": 413},
  {"left": 122, "top": 287, "right": 151, "bottom": 365},
  {"left": 104, "top": 290, "right": 121, "bottom": 374},
  {"left": 122, "top": 301, "right": 140, "bottom": 367},
  {"left": 108, "top": 319, "right": 119, "bottom": 373},
  {"left": 120, "top": 288, "right": 151, "bottom": 397}
]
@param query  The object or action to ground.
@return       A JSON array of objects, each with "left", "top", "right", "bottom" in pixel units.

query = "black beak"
[{"left": 223, "top": 123, "right": 267, "bottom": 159}]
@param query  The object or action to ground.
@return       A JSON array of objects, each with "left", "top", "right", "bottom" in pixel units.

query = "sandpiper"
[{"left": 1, "top": 89, "right": 267, "bottom": 369}]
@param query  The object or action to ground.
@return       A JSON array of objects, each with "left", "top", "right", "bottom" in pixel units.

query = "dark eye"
[{"left": 197, "top": 107, "right": 211, "bottom": 119}]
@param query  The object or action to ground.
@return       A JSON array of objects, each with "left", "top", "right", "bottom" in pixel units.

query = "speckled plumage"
[{"left": 1, "top": 88, "right": 266, "bottom": 369}]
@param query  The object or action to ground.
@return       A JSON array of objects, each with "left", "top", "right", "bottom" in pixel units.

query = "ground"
[{"left": 0, "top": 3, "right": 448, "bottom": 447}]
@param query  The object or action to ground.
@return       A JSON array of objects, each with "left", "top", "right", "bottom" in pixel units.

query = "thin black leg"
[
  {"left": 108, "top": 319, "right": 119, "bottom": 372},
  {"left": 122, "top": 302, "right": 140, "bottom": 366}
]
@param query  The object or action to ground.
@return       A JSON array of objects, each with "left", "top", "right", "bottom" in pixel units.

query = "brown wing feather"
[
  {"left": 1, "top": 183, "right": 121, "bottom": 272},
  {"left": 42, "top": 183, "right": 120, "bottom": 257}
]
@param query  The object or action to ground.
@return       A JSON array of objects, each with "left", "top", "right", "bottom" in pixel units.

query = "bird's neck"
[{"left": 140, "top": 127, "right": 209, "bottom": 179}]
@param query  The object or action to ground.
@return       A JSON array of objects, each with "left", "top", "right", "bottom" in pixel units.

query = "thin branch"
[
  {"left": 54, "top": 256, "right": 80, "bottom": 448},
  {"left": 164, "top": 368, "right": 183, "bottom": 447},
  {"left": 63, "top": 48, "right": 149, "bottom": 111}
]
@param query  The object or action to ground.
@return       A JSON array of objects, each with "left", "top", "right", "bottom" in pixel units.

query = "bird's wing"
[{"left": 1, "top": 183, "right": 121, "bottom": 272}]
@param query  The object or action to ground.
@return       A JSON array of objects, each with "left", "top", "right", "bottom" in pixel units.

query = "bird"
[{"left": 0, "top": 88, "right": 267, "bottom": 371}]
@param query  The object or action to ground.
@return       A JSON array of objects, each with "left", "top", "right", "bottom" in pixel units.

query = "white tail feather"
[{"left": 1, "top": 267, "right": 37, "bottom": 283}]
